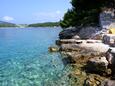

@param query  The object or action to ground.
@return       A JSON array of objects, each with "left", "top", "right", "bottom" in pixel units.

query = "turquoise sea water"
[{"left": 0, "top": 27, "right": 72, "bottom": 86}]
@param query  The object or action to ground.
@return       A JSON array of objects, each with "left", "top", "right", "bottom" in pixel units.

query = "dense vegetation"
[
  {"left": 0, "top": 21, "right": 17, "bottom": 27},
  {"left": 28, "top": 22, "right": 60, "bottom": 27},
  {"left": 60, "top": 0, "right": 115, "bottom": 28},
  {"left": 0, "top": 24, "right": 17, "bottom": 27}
]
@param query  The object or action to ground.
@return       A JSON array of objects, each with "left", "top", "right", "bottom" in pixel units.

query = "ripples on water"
[{"left": 0, "top": 28, "right": 72, "bottom": 86}]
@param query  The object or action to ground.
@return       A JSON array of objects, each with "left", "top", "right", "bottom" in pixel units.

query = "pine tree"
[{"left": 60, "top": 0, "right": 115, "bottom": 28}]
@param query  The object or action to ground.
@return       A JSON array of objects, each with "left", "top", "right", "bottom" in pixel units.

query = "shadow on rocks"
[{"left": 62, "top": 56, "right": 76, "bottom": 66}]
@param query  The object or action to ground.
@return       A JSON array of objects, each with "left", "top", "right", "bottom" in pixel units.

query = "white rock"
[{"left": 61, "top": 43, "right": 110, "bottom": 53}]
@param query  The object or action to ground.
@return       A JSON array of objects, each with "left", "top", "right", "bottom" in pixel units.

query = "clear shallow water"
[{"left": 0, "top": 27, "right": 72, "bottom": 86}]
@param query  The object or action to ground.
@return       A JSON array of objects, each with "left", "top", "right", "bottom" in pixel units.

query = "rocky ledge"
[{"left": 57, "top": 24, "right": 115, "bottom": 86}]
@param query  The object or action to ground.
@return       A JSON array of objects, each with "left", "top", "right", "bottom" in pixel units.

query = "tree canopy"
[
  {"left": 28, "top": 22, "right": 60, "bottom": 27},
  {"left": 60, "top": 0, "right": 115, "bottom": 28}
]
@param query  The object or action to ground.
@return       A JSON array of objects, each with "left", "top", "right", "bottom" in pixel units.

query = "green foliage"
[
  {"left": 0, "top": 24, "right": 17, "bottom": 27},
  {"left": 0, "top": 21, "right": 17, "bottom": 27},
  {"left": 28, "top": 22, "right": 60, "bottom": 27},
  {"left": 60, "top": 0, "right": 115, "bottom": 28}
]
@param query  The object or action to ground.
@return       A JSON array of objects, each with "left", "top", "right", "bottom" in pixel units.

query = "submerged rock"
[{"left": 48, "top": 46, "right": 59, "bottom": 52}]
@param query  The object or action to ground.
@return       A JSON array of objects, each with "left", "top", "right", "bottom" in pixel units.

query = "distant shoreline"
[
  {"left": 0, "top": 26, "right": 61, "bottom": 28},
  {"left": 0, "top": 21, "right": 60, "bottom": 28}
]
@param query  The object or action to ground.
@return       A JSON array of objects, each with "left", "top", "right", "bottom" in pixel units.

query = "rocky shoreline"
[
  {"left": 48, "top": 8, "right": 115, "bottom": 86},
  {"left": 55, "top": 25, "right": 115, "bottom": 86}
]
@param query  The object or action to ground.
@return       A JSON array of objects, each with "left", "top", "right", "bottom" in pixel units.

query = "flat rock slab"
[
  {"left": 86, "top": 39, "right": 102, "bottom": 43},
  {"left": 56, "top": 39, "right": 86, "bottom": 45},
  {"left": 60, "top": 43, "right": 109, "bottom": 53},
  {"left": 56, "top": 39, "right": 102, "bottom": 45}
]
